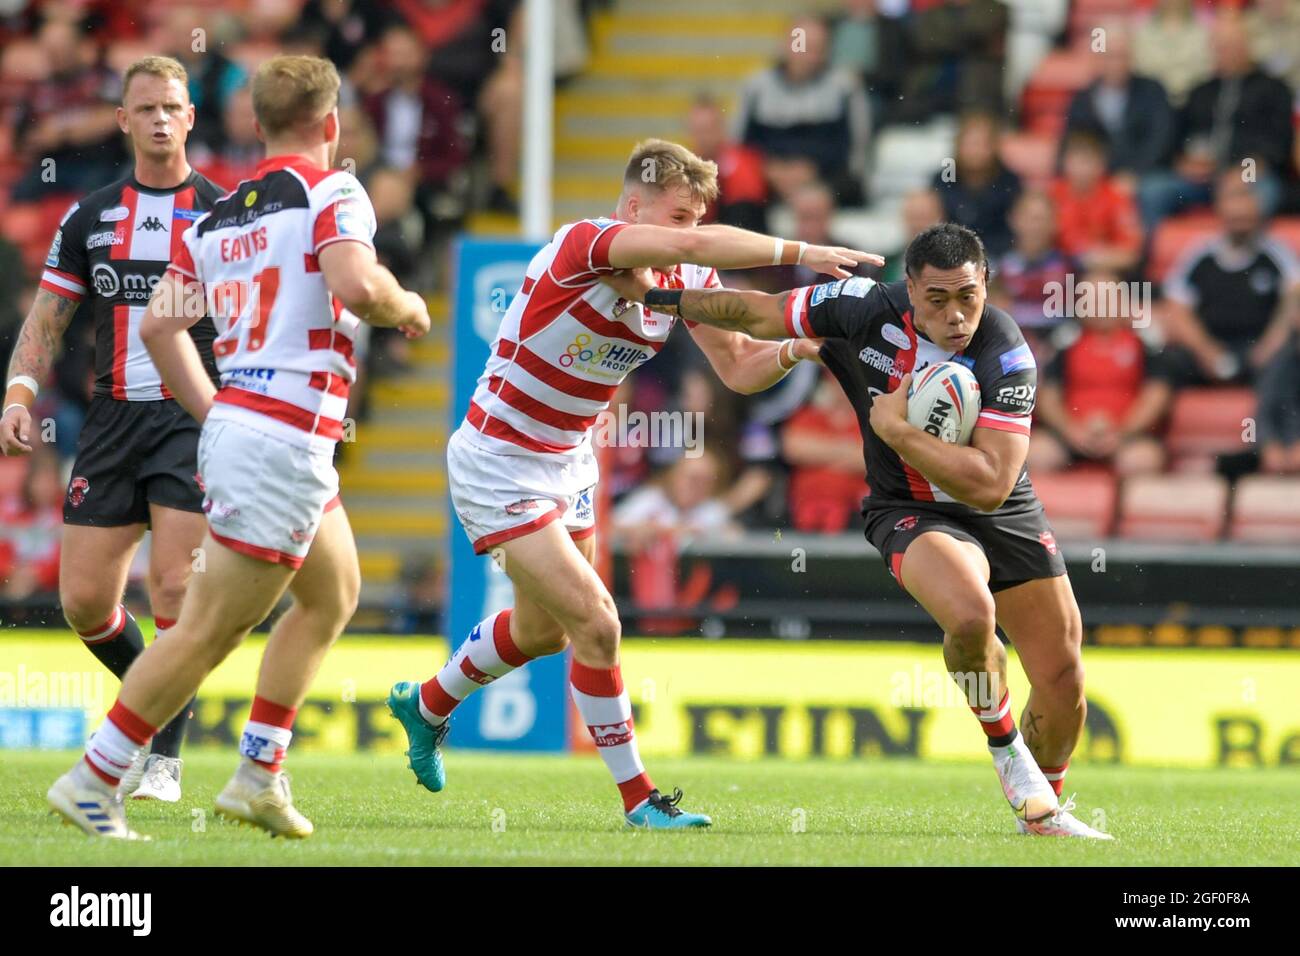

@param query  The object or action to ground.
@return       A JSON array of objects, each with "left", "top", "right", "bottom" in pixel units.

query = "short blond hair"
[
  {"left": 122, "top": 56, "right": 189, "bottom": 103},
  {"left": 623, "top": 139, "right": 719, "bottom": 206},
  {"left": 251, "top": 55, "right": 340, "bottom": 138}
]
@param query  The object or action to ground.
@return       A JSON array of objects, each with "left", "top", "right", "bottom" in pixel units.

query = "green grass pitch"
[{"left": 3, "top": 751, "right": 1297, "bottom": 866}]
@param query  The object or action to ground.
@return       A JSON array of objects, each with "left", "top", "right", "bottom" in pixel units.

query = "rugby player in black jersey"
[
  {"left": 1, "top": 56, "right": 225, "bottom": 804},
  {"left": 605, "top": 224, "right": 1111, "bottom": 838}
]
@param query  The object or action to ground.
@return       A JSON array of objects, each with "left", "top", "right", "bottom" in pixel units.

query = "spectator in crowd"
[
  {"left": 0, "top": 449, "right": 63, "bottom": 602},
  {"left": 1254, "top": 295, "right": 1300, "bottom": 474},
  {"left": 687, "top": 96, "right": 769, "bottom": 234},
  {"left": 190, "top": 85, "right": 260, "bottom": 190},
  {"left": 737, "top": 15, "right": 871, "bottom": 205},
  {"left": 931, "top": 109, "right": 1022, "bottom": 257},
  {"left": 387, "top": 0, "right": 527, "bottom": 105},
  {"left": 613, "top": 449, "right": 737, "bottom": 551},
  {"left": 300, "top": 0, "right": 392, "bottom": 73},
  {"left": 1029, "top": 269, "right": 1173, "bottom": 477},
  {"left": 900, "top": 0, "right": 1009, "bottom": 121},
  {"left": 881, "top": 188, "right": 944, "bottom": 282},
  {"left": 11, "top": 18, "right": 124, "bottom": 200},
  {"left": 1245, "top": 0, "right": 1300, "bottom": 94},
  {"left": 764, "top": 181, "right": 874, "bottom": 290},
  {"left": 360, "top": 24, "right": 469, "bottom": 213},
  {"left": 149, "top": 4, "right": 247, "bottom": 157},
  {"left": 1161, "top": 170, "right": 1300, "bottom": 387},
  {"left": 829, "top": 0, "right": 881, "bottom": 81},
  {"left": 993, "top": 190, "right": 1077, "bottom": 346},
  {"left": 1139, "top": 13, "right": 1295, "bottom": 226},
  {"left": 1061, "top": 19, "right": 1175, "bottom": 188},
  {"left": 1134, "top": 0, "right": 1212, "bottom": 107},
  {"left": 781, "top": 371, "right": 869, "bottom": 533},
  {"left": 1049, "top": 129, "right": 1143, "bottom": 276},
  {"left": 336, "top": 104, "right": 380, "bottom": 178}
]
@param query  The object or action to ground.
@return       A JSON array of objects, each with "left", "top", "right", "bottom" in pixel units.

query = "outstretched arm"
[
  {"left": 1, "top": 289, "right": 79, "bottom": 455},
  {"left": 606, "top": 223, "right": 880, "bottom": 278},
  {"left": 603, "top": 268, "right": 791, "bottom": 339},
  {"left": 689, "top": 322, "right": 821, "bottom": 395}
]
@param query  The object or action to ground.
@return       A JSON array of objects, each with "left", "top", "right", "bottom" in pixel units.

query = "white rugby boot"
[
  {"left": 117, "top": 748, "right": 149, "bottom": 800},
  {"left": 214, "top": 759, "right": 313, "bottom": 839},
  {"left": 48, "top": 763, "right": 150, "bottom": 840},
  {"left": 1019, "top": 795, "right": 1115, "bottom": 839},
  {"left": 129, "top": 755, "right": 183, "bottom": 802},
  {"left": 991, "top": 733, "right": 1058, "bottom": 823}
]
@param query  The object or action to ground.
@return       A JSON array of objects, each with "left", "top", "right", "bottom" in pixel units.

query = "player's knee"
[
  {"left": 59, "top": 584, "right": 118, "bottom": 634},
  {"left": 572, "top": 596, "right": 621, "bottom": 661},
  {"left": 946, "top": 595, "right": 997, "bottom": 645}
]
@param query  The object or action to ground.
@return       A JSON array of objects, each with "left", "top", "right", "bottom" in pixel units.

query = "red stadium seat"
[
  {"left": 1165, "top": 388, "right": 1256, "bottom": 461},
  {"left": 1019, "top": 51, "right": 1094, "bottom": 137},
  {"left": 1271, "top": 217, "right": 1300, "bottom": 258},
  {"left": 1147, "top": 212, "right": 1219, "bottom": 283},
  {"left": 1032, "top": 469, "right": 1118, "bottom": 539},
  {"left": 999, "top": 132, "right": 1057, "bottom": 188},
  {"left": 1117, "top": 473, "right": 1229, "bottom": 541},
  {"left": 1229, "top": 475, "right": 1300, "bottom": 543}
]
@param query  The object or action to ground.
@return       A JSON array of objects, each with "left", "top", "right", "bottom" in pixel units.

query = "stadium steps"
[{"left": 338, "top": 293, "right": 450, "bottom": 599}]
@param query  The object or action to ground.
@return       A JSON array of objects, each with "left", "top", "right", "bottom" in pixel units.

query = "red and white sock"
[
  {"left": 570, "top": 660, "right": 654, "bottom": 813},
  {"left": 1039, "top": 761, "right": 1069, "bottom": 797},
  {"left": 239, "top": 696, "right": 297, "bottom": 774},
  {"left": 83, "top": 700, "right": 156, "bottom": 788},
  {"left": 418, "top": 609, "right": 530, "bottom": 727},
  {"left": 971, "top": 689, "right": 1017, "bottom": 746},
  {"left": 78, "top": 605, "right": 127, "bottom": 644}
]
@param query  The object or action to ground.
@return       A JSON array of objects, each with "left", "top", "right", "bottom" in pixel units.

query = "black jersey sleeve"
[
  {"left": 38, "top": 201, "right": 93, "bottom": 302},
  {"left": 784, "top": 275, "right": 890, "bottom": 341},
  {"left": 971, "top": 310, "right": 1036, "bottom": 438}
]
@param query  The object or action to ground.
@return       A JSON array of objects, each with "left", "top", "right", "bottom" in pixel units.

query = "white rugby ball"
[{"left": 906, "top": 361, "right": 982, "bottom": 446}]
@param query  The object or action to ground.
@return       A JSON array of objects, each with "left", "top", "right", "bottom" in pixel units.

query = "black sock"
[
  {"left": 80, "top": 606, "right": 145, "bottom": 680},
  {"left": 151, "top": 697, "right": 195, "bottom": 758},
  {"left": 988, "top": 726, "right": 1019, "bottom": 748}
]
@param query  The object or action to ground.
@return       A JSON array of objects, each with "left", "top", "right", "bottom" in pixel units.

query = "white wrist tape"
[
  {"left": 7, "top": 375, "right": 38, "bottom": 398},
  {"left": 3, "top": 403, "right": 28, "bottom": 417},
  {"left": 771, "top": 237, "right": 783, "bottom": 266},
  {"left": 796, "top": 241, "right": 807, "bottom": 264}
]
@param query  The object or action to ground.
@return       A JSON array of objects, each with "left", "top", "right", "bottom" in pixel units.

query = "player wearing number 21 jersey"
[{"left": 605, "top": 223, "right": 1112, "bottom": 839}]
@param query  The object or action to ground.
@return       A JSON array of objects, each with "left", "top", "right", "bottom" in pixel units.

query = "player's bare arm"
[
  {"left": 603, "top": 268, "right": 792, "bottom": 340},
  {"left": 869, "top": 374, "right": 1027, "bottom": 513},
  {"left": 606, "top": 223, "right": 880, "bottom": 278},
  {"left": 318, "top": 240, "right": 430, "bottom": 338},
  {"left": 0, "top": 289, "right": 79, "bottom": 455},
  {"left": 687, "top": 322, "right": 820, "bottom": 395},
  {"left": 140, "top": 271, "right": 217, "bottom": 423}
]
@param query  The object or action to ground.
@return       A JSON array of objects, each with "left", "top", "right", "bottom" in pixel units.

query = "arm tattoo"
[
  {"left": 6, "top": 290, "right": 78, "bottom": 385},
  {"left": 678, "top": 289, "right": 770, "bottom": 332}
]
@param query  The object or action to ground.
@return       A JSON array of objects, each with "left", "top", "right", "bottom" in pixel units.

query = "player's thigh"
[
  {"left": 285, "top": 503, "right": 361, "bottom": 625},
  {"left": 897, "top": 530, "right": 996, "bottom": 637},
  {"left": 994, "top": 574, "right": 1084, "bottom": 690},
  {"left": 59, "top": 523, "right": 146, "bottom": 621},
  {"left": 511, "top": 528, "right": 596, "bottom": 649},
  {"left": 495, "top": 519, "right": 616, "bottom": 639},
  {"left": 182, "top": 531, "right": 297, "bottom": 639}
]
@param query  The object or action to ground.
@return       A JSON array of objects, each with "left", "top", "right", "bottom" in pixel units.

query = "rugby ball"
[{"left": 907, "top": 361, "right": 981, "bottom": 446}]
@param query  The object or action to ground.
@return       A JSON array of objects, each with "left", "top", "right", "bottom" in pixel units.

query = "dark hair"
[
  {"left": 904, "top": 223, "right": 988, "bottom": 279},
  {"left": 1062, "top": 127, "right": 1109, "bottom": 157}
]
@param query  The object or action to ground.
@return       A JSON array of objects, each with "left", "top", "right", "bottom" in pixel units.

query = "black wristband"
[{"left": 644, "top": 287, "right": 683, "bottom": 313}]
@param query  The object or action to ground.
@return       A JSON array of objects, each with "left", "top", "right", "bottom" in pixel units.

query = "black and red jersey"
[
  {"left": 39, "top": 171, "right": 225, "bottom": 401},
  {"left": 784, "top": 277, "right": 1040, "bottom": 516}
]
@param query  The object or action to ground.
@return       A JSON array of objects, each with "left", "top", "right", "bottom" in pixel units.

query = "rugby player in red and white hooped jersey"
[
  {"left": 46, "top": 55, "right": 431, "bottom": 840},
  {"left": 387, "top": 139, "right": 881, "bottom": 829}
]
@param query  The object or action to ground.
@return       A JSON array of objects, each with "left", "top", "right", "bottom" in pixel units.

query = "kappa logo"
[
  {"left": 136, "top": 215, "right": 166, "bottom": 232},
  {"left": 67, "top": 476, "right": 89, "bottom": 508},
  {"left": 589, "top": 721, "right": 633, "bottom": 747}
]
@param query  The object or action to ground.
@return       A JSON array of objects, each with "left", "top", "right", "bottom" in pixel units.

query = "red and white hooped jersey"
[
  {"left": 169, "top": 155, "right": 375, "bottom": 450},
  {"left": 460, "top": 217, "right": 720, "bottom": 460}
]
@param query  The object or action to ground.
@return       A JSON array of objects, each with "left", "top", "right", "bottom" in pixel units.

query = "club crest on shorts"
[
  {"left": 67, "top": 477, "right": 89, "bottom": 508},
  {"left": 894, "top": 514, "right": 919, "bottom": 532},
  {"left": 1039, "top": 530, "right": 1058, "bottom": 555},
  {"left": 505, "top": 498, "right": 540, "bottom": 516}
]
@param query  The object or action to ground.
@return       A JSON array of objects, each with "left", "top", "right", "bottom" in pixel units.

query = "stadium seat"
[
  {"left": 1032, "top": 469, "right": 1118, "bottom": 539},
  {"left": 1272, "top": 217, "right": 1300, "bottom": 258},
  {"left": 1117, "top": 473, "right": 1229, "bottom": 541},
  {"left": 1229, "top": 475, "right": 1300, "bottom": 543},
  {"left": 1165, "top": 387, "right": 1256, "bottom": 461},
  {"left": 1019, "top": 50, "right": 1093, "bottom": 137},
  {"left": 1147, "top": 212, "right": 1219, "bottom": 284},
  {"left": 999, "top": 131, "right": 1057, "bottom": 187}
]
